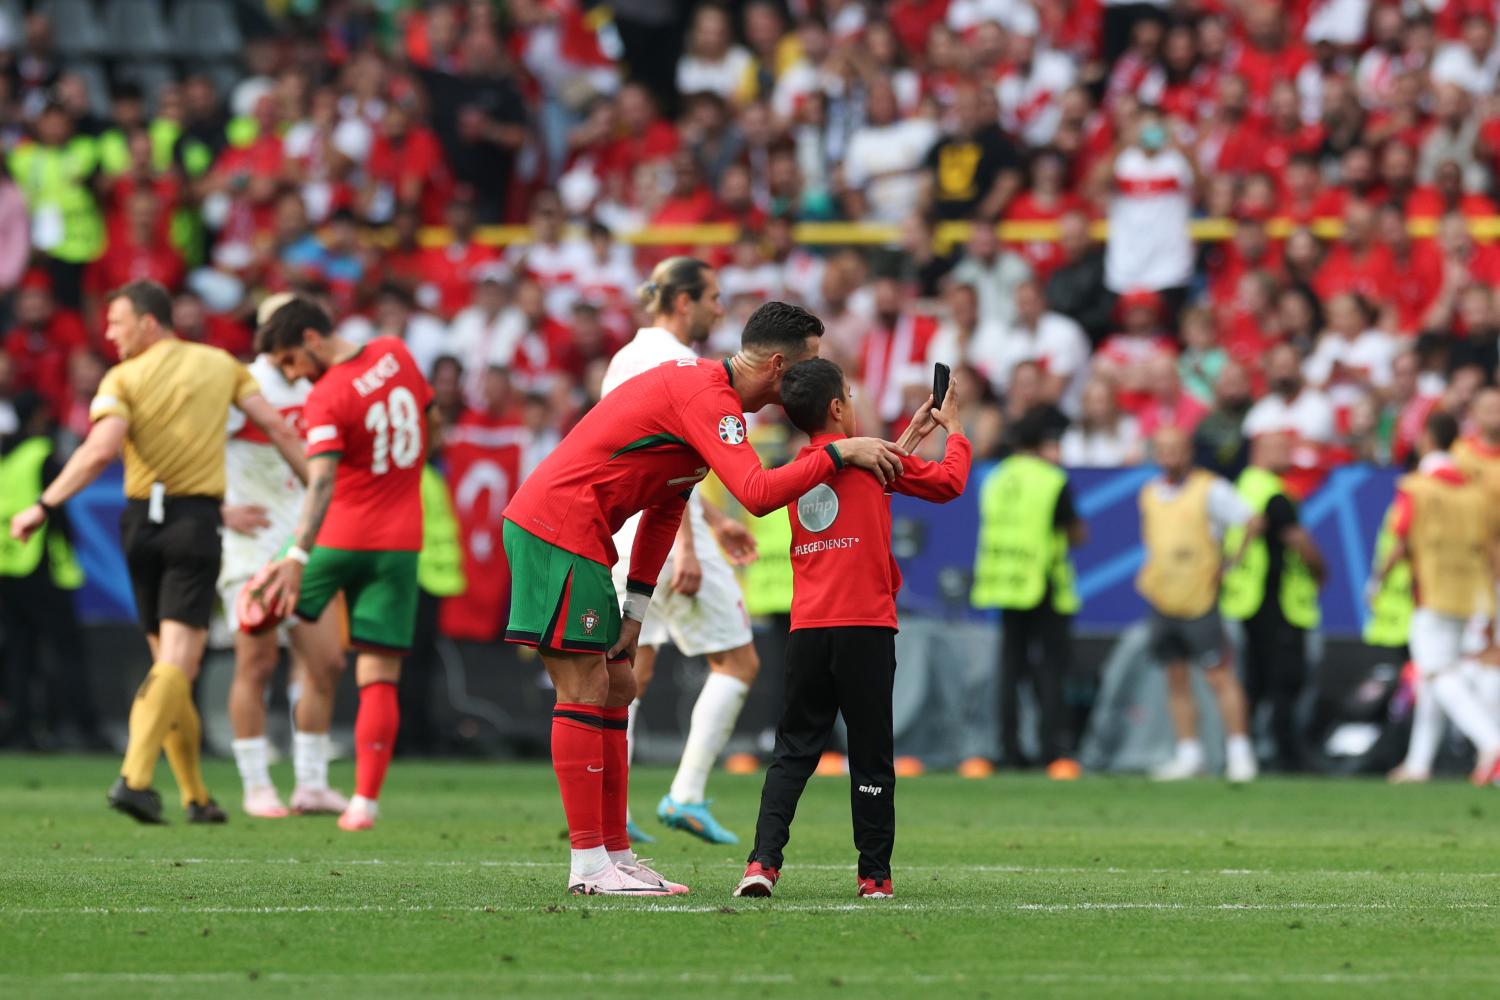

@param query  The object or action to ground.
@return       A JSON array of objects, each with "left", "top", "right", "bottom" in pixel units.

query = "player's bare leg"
[
  {"left": 1151, "top": 660, "right": 1204, "bottom": 781},
  {"left": 228, "top": 628, "right": 289, "bottom": 817},
  {"left": 1203, "top": 657, "right": 1258, "bottom": 783},
  {"left": 339, "top": 652, "right": 401, "bottom": 831},
  {"left": 659, "top": 642, "right": 758, "bottom": 844},
  {"left": 289, "top": 601, "right": 349, "bottom": 815}
]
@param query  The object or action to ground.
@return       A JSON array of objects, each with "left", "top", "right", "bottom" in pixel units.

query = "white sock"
[
  {"left": 571, "top": 845, "right": 610, "bottom": 877},
  {"left": 625, "top": 698, "right": 640, "bottom": 825},
  {"left": 1226, "top": 734, "right": 1253, "bottom": 760},
  {"left": 1403, "top": 677, "right": 1443, "bottom": 775},
  {"left": 293, "top": 730, "right": 329, "bottom": 790},
  {"left": 1432, "top": 671, "right": 1500, "bottom": 755},
  {"left": 350, "top": 793, "right": 379, "bottom": 815},
  {"left": 608, "top": 849, "right": 636, "bottom": 867},
  {"left": 232, "top": 736, "right": 272, "bottom": 791},
  {"left": 669, "top": 673, "right": 750, "bottom": 804},
  {"left": 1175, "top": 739, "right": 1204, "bottom": 767}
]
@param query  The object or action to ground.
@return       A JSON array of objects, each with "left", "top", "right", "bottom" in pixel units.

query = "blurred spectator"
[
  {"left": 1313, "top": 199, "right": 1396, "bottom": 305},
  {"left": 1094, "top": 106, "right": 1195, "bottom": 315},
  {"left": 1177, "top": 306, "right": 1227, "bottom": 405},
  {"left": 861, "top": 274, "right": 940, "bottom": 430},
  {"left": 447, "top": 268, "right": 518, "bottom": 407},
  {"left": 1001, "top": 359, "right": 1069, "bottom": 447},
  {"left": 677, "top": 4, "right": 753, "bottom": 102},
  {"left": 56, "top": 348, "right": 105, "bottom": 452},
  {"left": 1430, "top": 11, "right": 1499, "bottom": 96},
  {"left": 423, "top": 197, "right": 500, "bottom": 319},
  {"left": 1060, "top": 378, "right": 1142, "bottom": 467},
  {"left": 4, "top": 274, "right": 87, "bottom": 409},
  {"left": 1044, "top": 210, "right": 1113, "bottom": 342},
  {"left": 972, "top": 278, "right": 1089, "bottom": 406},
  {"left": 1244, "top": 342, "right": 1337, "bottom": 486},
  {"left": 995, "top": 21, "right": 1077, "bottom": 147},
  {"left": 842, "top": 78, "right": 939, "bottom": 223},
  {"left": 897, "top": 215, "right": 953, "bottom": 298},
  {"left": 344, "top": 282, "right": 450, "bottom": 378},
  {"left": 1095, "top": 289, "right": 1176, "bottom": 412},
  {"left": 1303, "top": 293, "right": 1398, "bottom": 425},
  {"left": 1004, "top": 148, "right": 1083, "bottom": 282},
  {"left": 85, "top": 190, "right": 186, "bottom": 310},
  {"left": 1193, "top": 362, "right": 1254, "bottom": 478},
  {"left": 0, "top": 160, "right": 28, "bottom": 330},
  {"left": 171, "top": 289, "right": 250, "bottom": 359},
  {"left": 8, "top": 101, "right": 104, "bottom": 308},
  {"left": 1136, "top": 353, "right": 1209, "bottom": 438},
  {"left": 923, "top": 83, "right": 1021, "bottom": 222},
  {"left": 950, "top": 220, "right": 1033, "bottom": 330}
]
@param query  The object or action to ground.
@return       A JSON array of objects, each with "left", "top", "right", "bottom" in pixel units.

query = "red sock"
[
  {"left": 601, "top": 705, "right": 630, "bottom": 852},
  {"left": 354, "top": 682, "right": 399, "bottom": 801},
  {"left": 552, "top": 703, "right": 604, "bottom": 849}
]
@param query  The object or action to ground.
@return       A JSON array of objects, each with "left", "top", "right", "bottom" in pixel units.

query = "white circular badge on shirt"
[
  {"left": 797, "top": 484, "right": 839, "bottom": 533},
  {"left": 718, "top": 415, "right": 746, "bottom": 445}
]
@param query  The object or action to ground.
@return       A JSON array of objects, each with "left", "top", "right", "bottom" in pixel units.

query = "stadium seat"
[
  {"left": 39, "top": 0, "right": 107, "bottom": 56},
  {"left": 100, "top": 0, "right": 174, "bottom": 58},
  {"left": 172, "top": 0, "right": 243, "bottom": 59},
  {"left": 114, "top": 61, "right": 178, "bottom": 113},
  {"left": 62, "top": 60, "right": 111, "bottom": 119}
]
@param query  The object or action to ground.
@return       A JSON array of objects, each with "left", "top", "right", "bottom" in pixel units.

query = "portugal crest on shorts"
[
  {"left": 718, "top": 415, "right": 746, "bottom": 445},
  {"left": 580, "top": 609, "right": 600, "bottom": 635}
]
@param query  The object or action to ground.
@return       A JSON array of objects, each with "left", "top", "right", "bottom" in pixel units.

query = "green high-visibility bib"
[
  {"left": 971, "top": 454, "right": 1079, "bottom": 614},
  {"left": 1220, "top": 466, "right": 1321, "bottom": 629}
]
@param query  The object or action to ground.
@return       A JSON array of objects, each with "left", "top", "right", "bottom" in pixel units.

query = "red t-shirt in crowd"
[
  {"left": 4, "top": 311, "right": 89, "bottom": 409},
  {"left": 1388, "top": 241, "right": 1446, "bottom": 333},
  {"left": 1313, "top": 243, "right": 1399, "bottom": 303},
  {"left": 503, "top": 358, "right": 840, "bottom": 585},
  {"left": 303, "top": 336, "right": 433, "bottom": 552},
  {"left": 367, "top": 126, "right": 452, "bottom": 225},
  {"left": 418, "top": 241, "right": 499, "bottom": 317},
  {"left": 788, "top": 431, "right": 972, "bottom": 631}
]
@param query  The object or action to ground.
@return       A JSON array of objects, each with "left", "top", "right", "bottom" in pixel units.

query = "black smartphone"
[{"left": 933, "top": 362, "right": 951, "bottom": 410}]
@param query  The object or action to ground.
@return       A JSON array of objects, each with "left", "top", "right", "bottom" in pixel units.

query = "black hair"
[
  {"left": 741, "top": 300, "right": 824, "bottom": 357},
  {"left": 1426, "top": 408, "right": 1460, "bottom": 451},
  {"left": 780, "top": 358, "right": 845, "bottom": 435},
  {"left": 109, "top": 280, "right": 173, "bottom": 328},
  {"left": 255, "top": 297, "right": 333, "bottom": 354},
  {"left": 111, "top": 82, "right": 144, "bottom": 103},
  {"left": 1012, "top": 406, "right": 1059, "bottom": 451}
]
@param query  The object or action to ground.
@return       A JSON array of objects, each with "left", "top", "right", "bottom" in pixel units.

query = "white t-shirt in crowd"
[
  {"left": 448, "top": 305, "right": 526, "bottom": 407},
  {"left": 1104, "top": 146, "right": 1194, "bottom": 293},
  {"left": 995, "top": 48, "right": 1078, "bottom": 147},
  {"left": 507, "top": 239, "right": 596, "bottom": 320},
  {"left": 1060, "top": 417, "right": 1141, "bottom": 467},
  {"left": 843, "top": 118, "right": 941, "bottom": 223},
  {"left": 1302, "top": 328, "right": 1399, "bottom": 391},
  {"left": 1304, "top": 0, "right": 1370, "bottom": 45},
  {"left": 1145, "top": 474, "right": 1252, "bottom": 540},
  {"left": 676, "top": 46, "right": 754, "bottom": 99},
  {"left": 1243, "top": 388, "right": 1338, "bottom": 444},
  {"left": 720, "top": 263, "right": 785, "bottom": 303},
  {"left": 1430, "top": 41, "right": 1500, "bottom": 95},
  {"left": 970, "top": 311, "right": 1091, "bottom": 396}
]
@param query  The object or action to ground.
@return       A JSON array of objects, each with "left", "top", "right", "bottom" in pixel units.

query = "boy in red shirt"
[{"left": 735, "top": 359, "right": 971, "bottom": 900}]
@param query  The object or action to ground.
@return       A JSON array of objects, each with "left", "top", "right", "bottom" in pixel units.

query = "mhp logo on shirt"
[
  {"left": 718, "top": 415, "right": 746, "bottom": 445},
  {"left": 797, "top": 484, "right": 839, "bottom": 532}
]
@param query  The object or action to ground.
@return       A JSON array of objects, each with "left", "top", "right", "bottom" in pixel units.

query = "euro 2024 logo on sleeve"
[
  {"left": 718, "top": 415, "right": 746, "bottom": 445},
  {"left": 797, "top": 484, "right": 839, "bottom": 532}
]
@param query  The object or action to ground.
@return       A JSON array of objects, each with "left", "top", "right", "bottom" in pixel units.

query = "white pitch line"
[
  {"left": 59, "top": 857, "right": 1500, "bottom": 878},
  {"left": 3, "top": 901, "right": 1493, "bottom": 916}
]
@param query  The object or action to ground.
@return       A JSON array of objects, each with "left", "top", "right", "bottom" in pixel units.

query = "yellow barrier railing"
[{"left": 405, "top": 215, "right": 1493, "bottom": 249}]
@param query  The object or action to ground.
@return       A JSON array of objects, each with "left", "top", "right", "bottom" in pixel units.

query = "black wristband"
[
  {"left": 36, "top": 499, "right": 55, "bottom": 519},
  {"left": 824, "top": 442, "right": 844, "bottom": 470},
  {"left": 625, "top": 578, "right": 655, "bottom": 598}
]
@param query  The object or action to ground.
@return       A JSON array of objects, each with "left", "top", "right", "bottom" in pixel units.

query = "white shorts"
[
  {"left": 612, "top": 546, "right": 753, "bottom": 657},
  {"left": 1409, "top": 608, "right": 1467, "bottom": 677}
]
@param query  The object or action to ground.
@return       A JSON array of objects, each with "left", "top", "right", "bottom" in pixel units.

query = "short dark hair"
[
  {"left": 255, "top": 297, "right": 333, "bottom": 354},
  {"left": 1426, "top": 408, "right": 1460, "bottom": 451},
  {"left": 1013, "top": 405, "right": 1062, "bottom": 451},
  {"left": 109, "top": 280, "right": 173, "bottom": 329},
  {"left": 780, "top": 358, "right": 845, "bottom": 435},
  {"left": 741, "top": 300, "right": 824, "bottom": 357}
]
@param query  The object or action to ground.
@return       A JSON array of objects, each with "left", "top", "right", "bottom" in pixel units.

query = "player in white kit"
[
  {"left": 605, "top": 258, "right": 763, "bottom": 845},
  {"left": 220, "top": 294, "right": 350, "bottom": 817}
]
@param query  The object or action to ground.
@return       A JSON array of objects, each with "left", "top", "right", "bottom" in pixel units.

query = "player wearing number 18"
[{"left": 254, "top": 298, "right": 434, "bottom": 832}]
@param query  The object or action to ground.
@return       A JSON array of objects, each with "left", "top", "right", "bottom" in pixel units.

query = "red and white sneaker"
[
  {"left": 615, "top": 856, "right": 690, "bottom": 895},
  {"left": 568, "top": 864, "right": 672, "bottom": 896},
  {"left": 242, "top": 785, "right": 289, "bottom": 819},
  {"left": 337, "top": 796, "right": 378, "bottom": 831},
  {"left": 858, "top": 876, "right": 894, "bottom": 898},
  {"left": 290, "top": 786, "right": 350, "bottom": 815},
  {"left": 732, "top": 861, "right": 779, "bottom": 898}
]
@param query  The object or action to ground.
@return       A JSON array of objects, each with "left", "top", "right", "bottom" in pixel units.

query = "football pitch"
[{"left": 3, "top": 756, "right": 1499, "bottom": 998}]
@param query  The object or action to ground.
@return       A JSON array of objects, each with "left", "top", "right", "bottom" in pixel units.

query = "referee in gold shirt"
[{"left": 9, "top": 281, "right": 307, "bottom": 823}]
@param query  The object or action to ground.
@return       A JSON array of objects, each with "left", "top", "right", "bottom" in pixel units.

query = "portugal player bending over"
[
  {"left": 257, "top": 298, "right": 433, "bottom": 831},
  {"left": 502, "top": 300, "right": 906, "bottom": 895}
]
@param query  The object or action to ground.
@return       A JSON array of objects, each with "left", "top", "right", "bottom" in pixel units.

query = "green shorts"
[
  {"left": 502, "top": 519, "right": 624, "bottom": 661},
  {"left": 292, "top": 545, "right": 420, "bottom": 654}
]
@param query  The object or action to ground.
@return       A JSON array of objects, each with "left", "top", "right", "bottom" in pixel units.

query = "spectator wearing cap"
[
  {"left": 995, "top": 21, "right": 1078, "bottom": 148},
  {"left": 841, "top": 77, "right": 939, "bottom": 223},
  {"left": 950, "top": 220, "right": 1033, "bottom": 331},
  {"left": 1312, "top": 200, "right": 1397, "bottom": 304},
  {"left": 1044, "top": 209, "right": 1114, "bottom": 343},
  {"left": 922, "top": 82, "right": 1023, "bottom": 223},
  {"left": 1092, "top": 106, "right": 1196, "bottom": 323},
  {"left": 1061, "top": 377, "right": 1143, "bottom": 467}
]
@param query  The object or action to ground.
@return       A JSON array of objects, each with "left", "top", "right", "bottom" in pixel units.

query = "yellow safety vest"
[
  {"left": 1137, "top": 470, "right": 1221, "bottom": 619},
  {"left": 1220, "top": 466, "right": 1321, "bottom": 629},
  {"left": 0, "top": 438, "right": 83, "bottom": 588},
  {"left": 1363, "top": 506, "right": 1412, "bottom": 648},
  {"left": 417, "top": 464, "right": 466, "bottom": 598},
  {"left": 7, "top": 137, "right": 104, "bottom": 264},
  {"left": 742, "top": 508, "right": 793, "bottom": 615},
  {"left": 1401, "top": 472, "right": 1495, "bottom": 620},
  {"left": 970, "top": 454, "right": 1079, "bottom": 614}
]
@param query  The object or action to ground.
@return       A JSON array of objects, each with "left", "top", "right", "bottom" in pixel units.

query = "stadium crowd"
[{"left": 5, "top": 0, "right": 1500, "bottom": 765}]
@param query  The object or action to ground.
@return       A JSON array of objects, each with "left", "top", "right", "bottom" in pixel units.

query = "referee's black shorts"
[{"left": 120, "top": 496, "right": 223, "bottom": 635}]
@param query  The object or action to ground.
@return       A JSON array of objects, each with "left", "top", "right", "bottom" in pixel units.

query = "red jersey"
[
  {"left": 504, "top": 358, "right": 843, "bottom": 588},
  {"left": 303, "top": 336, "right": 433, "bottom": 552},
  {"left": 788, "top": 432, "right": 971, "bottom": 631}
]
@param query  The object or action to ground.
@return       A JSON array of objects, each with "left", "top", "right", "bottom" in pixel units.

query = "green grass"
[{"left": 2, "top": 756, "right": 1499, "bottom": 999}]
